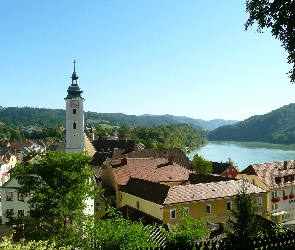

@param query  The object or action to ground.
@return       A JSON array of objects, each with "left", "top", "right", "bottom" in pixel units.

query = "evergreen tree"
[{"left": 227, "top": 180, "right": 263, "bottom": 245}]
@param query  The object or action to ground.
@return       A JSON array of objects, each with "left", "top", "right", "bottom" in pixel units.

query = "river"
[{"left": 186, "top": 141, "right": 295, "bottom": 171}]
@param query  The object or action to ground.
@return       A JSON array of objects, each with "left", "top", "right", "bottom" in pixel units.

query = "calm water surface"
[{"left": 187, "top": 141, "right": 295, "bottom": 171}]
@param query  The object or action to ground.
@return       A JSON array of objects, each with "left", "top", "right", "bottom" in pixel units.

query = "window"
[
  {"left": 281, "top": 177, "right": 284, "bottom": 183},
  {"left": 272, "top": 191, "right": 278, "bottom": 198},
  {"left": 257, "top": 197, "right": 262, "bottom": 206},
  {"left": 227, "top": 201, "right": 232, "bottom": 211},
  {"left": 6, "top": 209, "right": 13, "bottom": 217},
  {"left": 18, "top": 210, "right": 24, "bottom": 218},
  {"left": 227, "top": 169, "right": 229, "bottom": 173},
  {"left": 291, "top": 188, "right": 293, "bottom": 195},
  {"left": 119, "top": 194, "right": 122, "bottom": 201},
  {"left": 18, "top": 192, "right": 24, "bottom": 202},
  {"left": 283, "top": 189, "right": 286, "bottom": 196},
  {"left": 183, "top": 207, "right": 189, "bottom": 216},
  {"left": 95, "top": 202, "right": 101, "bottom": 210},
  {"left": 73, "top": 109, "right": 76, "bottom": 114},
  {"left": 288, "top": 176, "right": 292, "bottom": 182},
  {"left": 136, "top": 201, "right": 139, "bottom": 209},
  {"left": 272, "top": 204, "right": 279, "bottom": 210},
  {"left": 18, "top": 178, "right": 24, "bottom": 185},
  {"left": 206, "top": 204, "right": 211, "bottom": 214},
  {"left": 170, "top": 208, "right": 176, "bottom": 219},
  {"left": 6, "top": 191, "right": 13, "bottom": 201},
  {"left": 73, "top": 122, "right": 76, "bottom": 129}
]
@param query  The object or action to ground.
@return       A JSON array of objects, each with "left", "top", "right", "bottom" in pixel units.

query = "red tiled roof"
[
  {"left": 109, "top": 158, "right": 194, "bottom": 186},
  {"left": 241, "top": 161, "right": 295, "bottom": 189},
  {"left": 10, "top": 140, "right": 36, "bottom": 148},
  {"left": 164, "top": 179, "right": 267, "bottom": 205}
]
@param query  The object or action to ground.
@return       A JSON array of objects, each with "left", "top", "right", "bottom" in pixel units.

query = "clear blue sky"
[{"left": 1, "top": 1, "right": 293, "bottom": 121}]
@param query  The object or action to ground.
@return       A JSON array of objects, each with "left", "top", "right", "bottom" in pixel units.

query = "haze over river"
[{"left": 187, "top": 141, "right": 295, "bottom": 171}]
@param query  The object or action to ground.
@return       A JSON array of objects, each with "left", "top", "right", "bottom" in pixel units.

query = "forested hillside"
[
  {"left": 0, "top": 107, "right": 237, "bottom": 130},
  {"left": 124, "top": 123, "right": 207, "bottom": 150},
  {"left": 208, "top": 103, "right": 295, "bottom": 144}
]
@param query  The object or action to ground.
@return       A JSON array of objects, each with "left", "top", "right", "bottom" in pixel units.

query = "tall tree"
[
  {"left": 11, "top": 151, "right": 101, "bottom": 247},
  {"left": 227, "top": 180, "right": 263, "bottom": 245},
  {"left": 245, "top": 0, "right": 295, "bottom": 82},
  {"left": 190, "top": 154, "right": 212, "bottom": 174}
]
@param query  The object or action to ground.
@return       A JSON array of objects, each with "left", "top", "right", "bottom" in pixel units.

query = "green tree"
[
  {"left": 0, "top": 235, "right": 70, "bottom": 250},
  {"left": 83, "top": 207, "right": 159, "bottom": 249},
  {"left": 226, "top": 157, "right": 239, "bottom": 171},
  {"left": 227, "top": 180, "right": 263, "bottom": 244},
  {"left": 11, "top": 151, "right": 101, "bottom": 247},
  {"left": 163, "top": 206, "right": 209, "bottom": 249},
  {"left": 245, "top": 0, "right": 295, "bottom": 82},
  {"left": 191, "top": 154, "right": 212, "bottom": 174}
]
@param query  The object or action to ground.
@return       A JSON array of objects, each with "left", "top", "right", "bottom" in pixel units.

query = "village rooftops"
[
  {"left": 108, "top": 157, "right": 194, "bottom": 186},
  {"left": 240, "top": 160, "right": 295, "bottom": 189},
  {"left": 123, "top": 178, "right": 267, "bottom": 205}
]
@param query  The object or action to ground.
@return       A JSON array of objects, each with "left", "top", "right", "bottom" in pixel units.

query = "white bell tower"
[{"left": 64, "top": 60, "right": 85, "bottom": 154}]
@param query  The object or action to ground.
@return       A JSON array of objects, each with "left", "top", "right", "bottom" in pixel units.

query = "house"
[
  {"left": 211, "top": 162, "right": 239, "bottom": 178},
  {"left": 0, "top": 152, "right": 17, "bottom": 186},
  {"left": 237, "top": 160, "right": 295, "bottom": 223},
  {"left": 100, "top": 156, "right": 195, "bottom": 212},
  {"left": 118, "top": 177, "right": 268, "bottom": 224},
  {"left": 111, "top": 148, "right": 191, "bottom": 169},
  {"left": 1, "top": 177, "right": 29, "bottom": 224}
]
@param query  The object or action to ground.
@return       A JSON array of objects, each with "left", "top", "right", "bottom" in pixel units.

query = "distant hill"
[
  {"left": 208, "top": 103, "right": 295, "bottom": 144},
  {"left": 0, "top": 107, "right": 237, "bottom": 130}
]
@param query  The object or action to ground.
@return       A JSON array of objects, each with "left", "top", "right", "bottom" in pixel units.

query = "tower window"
[
  {"left": 73, "top": 122, "right": 76, "bottom": 129},
  {"left": 73, "top": 109, "right": 76, "bottom": 114}
]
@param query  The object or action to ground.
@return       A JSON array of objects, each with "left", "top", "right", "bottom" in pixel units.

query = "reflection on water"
[{"left": 187, "top": 141, "right": 295, "bottom": 171}]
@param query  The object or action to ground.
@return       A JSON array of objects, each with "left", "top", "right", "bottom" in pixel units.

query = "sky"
[{"left": 1, "top": 1, "right": 294, "bottom": 122}]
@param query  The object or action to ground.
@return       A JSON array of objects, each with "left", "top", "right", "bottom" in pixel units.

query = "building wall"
[
  {"left": 117, "top": 191, "right": 163, "bottom": 221},
  {"left": 221, "top": 165, "right": 238, "bottom": 178},
  {"left": 236, "top": 174, "right": 269, "bottom": 190},
  {"left": 163, "top": 194, "right": 268, "bottom": 225},
  {"left": 1, "top": 178, "right": 30, "bottom": 224}
]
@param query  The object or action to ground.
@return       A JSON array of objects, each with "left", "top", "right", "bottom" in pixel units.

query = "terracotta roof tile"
[
  {"left": 164, "top": 179, "right": 267, "bottom": 205},
  {"left": 9, "top": 140, "right": 36, "bottom": 148},
  {"left": 109, "top": 157, "right": 194, "bottom": 186},
  {"left": 241, "top": 160, "right": 295, "bottom": 189}
]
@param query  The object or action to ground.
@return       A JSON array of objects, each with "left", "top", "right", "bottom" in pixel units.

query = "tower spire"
[{"left": 73, "top": 60, "right": 76, "bottom": 73}]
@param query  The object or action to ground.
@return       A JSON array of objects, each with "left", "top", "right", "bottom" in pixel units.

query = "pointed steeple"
[{"left": 65, "top": 60, "right": 83, "bottom": 99}]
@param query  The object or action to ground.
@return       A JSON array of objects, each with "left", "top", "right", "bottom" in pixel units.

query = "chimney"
[
  {"left": 168, "top": 155, "right": 173, "bottom": 165},
  {"left": 284, "top": 161, "right": 288, "bottom": 170},
  {"left": 121, "top": 158, "right": 128, "bottom": 166}
]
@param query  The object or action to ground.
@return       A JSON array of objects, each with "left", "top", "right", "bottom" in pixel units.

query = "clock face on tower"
[{"left": 70, "top": 100, "right": 79, "bottom": 108}]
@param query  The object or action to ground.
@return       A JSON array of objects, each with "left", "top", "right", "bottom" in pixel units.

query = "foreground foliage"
[
  {"left": 82, "top": 207, "right": 160, "bottom": 249},
  {"left": 163, "top": 207, "right": 210, "bottom": 249},
  {"left": 245, "top": 0, "right": 295, "bottom": 83},
  {"left": 10, "top": 151, "right": 101, "bottom": 247},
  {"left": 0, "top": 235, "right": 70, "bottom": 250}
]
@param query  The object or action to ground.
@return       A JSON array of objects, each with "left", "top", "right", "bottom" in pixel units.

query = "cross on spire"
[{"left": 73, "top": 60, "right": 76, "bottom": 72}]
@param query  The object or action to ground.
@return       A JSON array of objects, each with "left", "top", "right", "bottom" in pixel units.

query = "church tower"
[{"left": 64, "top": 60, "right": 85, "bottom": 154}]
